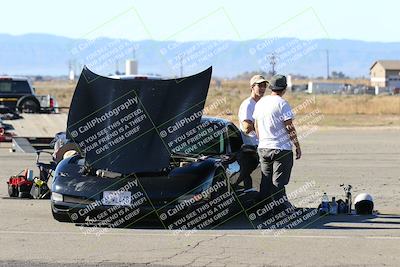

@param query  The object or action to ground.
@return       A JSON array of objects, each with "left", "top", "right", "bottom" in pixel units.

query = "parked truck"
[{"left": 0, "top": 76, "right": 57, "bottom": 113}]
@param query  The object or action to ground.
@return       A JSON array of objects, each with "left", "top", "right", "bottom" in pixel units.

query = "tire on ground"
[
  {"left": 8, "top": 184, "right": 18, "bottom": 197},
  {"left": 16, "top": 96, "right": 40, "bottom": 113}
]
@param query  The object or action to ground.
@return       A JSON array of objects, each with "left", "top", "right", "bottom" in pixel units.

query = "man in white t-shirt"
[
  {"left": 253, "top": 74, "right": 301, "bottom": 214},
  {"left": 234, "top": 75, "right": 267, "bottom": 192}
]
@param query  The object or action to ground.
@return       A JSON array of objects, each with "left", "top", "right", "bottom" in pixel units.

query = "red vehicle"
[
  {"left": 7, "top": 169, "right": 34, "bottom": 198},
  {"left": 0, "top": 126, "right": 15, "bottom": 142}
]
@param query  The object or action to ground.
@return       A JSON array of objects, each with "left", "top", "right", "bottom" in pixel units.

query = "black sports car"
[{"left": 51, "top": 67, "right": 261, "bottom": 229}]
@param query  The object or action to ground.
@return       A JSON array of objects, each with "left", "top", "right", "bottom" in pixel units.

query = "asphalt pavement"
[{"left": 0, "top": 128, "right": 399, "bottom": 266}]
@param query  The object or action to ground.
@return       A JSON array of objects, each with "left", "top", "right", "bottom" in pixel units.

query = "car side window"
[
  {"left": 12, "top": 81, "right": 31, "bottom": 94},
  {"left": 0, "top": 82, "right": 12, "bottom": 93},
  {"left": 227, "top": 125, "right": 243, "bottom": 153}
]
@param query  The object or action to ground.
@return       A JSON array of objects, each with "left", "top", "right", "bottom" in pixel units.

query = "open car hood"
[{"left": 67, "top": 66, "right": 212, "bottom": 174}]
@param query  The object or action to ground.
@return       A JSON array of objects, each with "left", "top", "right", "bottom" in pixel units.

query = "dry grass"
[
  {"left": 284, "top": 94, "right": 400, "bottom": 115},
  {"left": 33, "top": 80, "right": 400, "bottom": 127},
  {"left": 34, "top": 80, "right": 76, "bottom": 108},
  {"left": 206, "top": 81, "right": 399, "bottom": 113},
  {"left": 291, "top": 78, "right": 370, "bottom": 86}
]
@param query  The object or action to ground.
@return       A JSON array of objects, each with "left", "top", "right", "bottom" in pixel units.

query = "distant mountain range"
[{"left": 0, "top": 33, "right": 399, "bottom": 78}]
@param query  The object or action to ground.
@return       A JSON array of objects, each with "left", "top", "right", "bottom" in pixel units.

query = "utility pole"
[
  {"left": 269, "top": 53, "right": 277, "bottom": 76},
  {"left": 326, "top": 49, "right": 330, "bottom": 79}
]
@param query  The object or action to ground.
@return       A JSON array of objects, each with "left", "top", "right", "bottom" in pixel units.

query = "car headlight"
[{"left": 51, "top": 192, "right": 63, "bottom": 202}]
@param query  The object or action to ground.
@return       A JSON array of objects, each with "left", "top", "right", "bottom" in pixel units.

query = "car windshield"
[
  {"left": 190, "top": 132, "right": 225, "bottom": 155},
  {"left": 171, "top": 121, "right": 226, "bottom": 156}
]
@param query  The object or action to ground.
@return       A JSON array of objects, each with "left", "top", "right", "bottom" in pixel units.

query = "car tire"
[
  {"left": 18, "top": 191, "right": 31, "bottom": 198},
  {"left": 8, "top": 184, "right": 18, "bottom": 197},
  {"left": 14, "top": 185, "right": 20, "bottom": 197},
  {"left": 17, "top": 185, "right": 32, "bottom": 198},
  {"left": 17, "top": 97, "right": 40, "bottom": 113}
]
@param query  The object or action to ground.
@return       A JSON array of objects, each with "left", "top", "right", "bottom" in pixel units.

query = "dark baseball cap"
[{"left": 269, "top": 74, "right": 287, "bottom": 90}]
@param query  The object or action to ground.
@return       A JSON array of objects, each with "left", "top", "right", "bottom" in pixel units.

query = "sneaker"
[
  {"left": 244, "top": 188, "right": 257, "bottom": 193},
  {"left": 233, "top": 185, "right": 247, "bottom": 193}
]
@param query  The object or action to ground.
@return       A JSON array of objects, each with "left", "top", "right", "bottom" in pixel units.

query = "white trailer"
[{"left": 307, "top": 81, "right": 347, "bottom": 94}]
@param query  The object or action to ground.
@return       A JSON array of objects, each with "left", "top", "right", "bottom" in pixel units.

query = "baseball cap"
[
  {"left": 250, "top": 75, "right": 268, "bottom": 86},
  {"left": 269, "top": 74, "right": 287, "bottom": 90}
]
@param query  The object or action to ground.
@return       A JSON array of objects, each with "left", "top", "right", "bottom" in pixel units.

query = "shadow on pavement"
[{"left": 77, "top": 202, "right": 400, "bottom": 231}]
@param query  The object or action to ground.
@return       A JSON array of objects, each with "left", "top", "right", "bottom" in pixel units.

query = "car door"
[{"left": 221, "top": 124, "right": 243, "bottom": 184}]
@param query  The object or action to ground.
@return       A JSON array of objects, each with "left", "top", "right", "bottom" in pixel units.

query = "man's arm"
[
  {"left": 284, "top": 119, "right": 301, "bottom": 159},
  {"left": 254, "top": 119, "right": 259, "bottom": 138},
  {"left": 242, "top": 119, "right": 255, "bottom": 134}
]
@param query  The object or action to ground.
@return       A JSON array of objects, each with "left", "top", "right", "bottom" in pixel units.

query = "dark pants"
[
  {"left": 258, "top": 148, "right": 293, "bottom": 212},
  {"left": 236, "top": 147, "right": 259, "bottom": 190}
]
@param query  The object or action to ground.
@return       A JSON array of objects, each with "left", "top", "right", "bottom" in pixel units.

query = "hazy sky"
[{"left": 2, "top": 0, "right": 399, "bottom": 42}]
